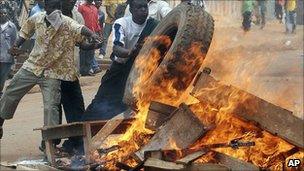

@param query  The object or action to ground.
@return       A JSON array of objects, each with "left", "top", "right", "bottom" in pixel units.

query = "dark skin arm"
[
  {"left": 77, "top": 41, "right": 103, "bottom": 50},
  {"left": 112, "top": 42, "right": 143, "bottom": 59},
  {"left": 9, "top": 37, "right": 27, "bottom": 56},
  {"left": 81, "top": 26, "right": 102, "bottom": 42}
]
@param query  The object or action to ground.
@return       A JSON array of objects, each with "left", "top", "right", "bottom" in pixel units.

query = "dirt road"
[{"left": 0, "top": 22, "right": 303, "bottom": 164}]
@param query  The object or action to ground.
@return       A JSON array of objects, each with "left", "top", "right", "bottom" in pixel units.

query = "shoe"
[
  {"left": 96, "top": 54, "right": 104, "bottom": 60},
  {"left": 93, "top": 67, "right": 102, "bottom": 74},
  {"left": 81, "top": 70, "right": 95, "bottom": 77}
]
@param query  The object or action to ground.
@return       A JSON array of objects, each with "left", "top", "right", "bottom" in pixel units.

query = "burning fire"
[{"left": 96, "top": 35, "right": 302, "bottom": 170}]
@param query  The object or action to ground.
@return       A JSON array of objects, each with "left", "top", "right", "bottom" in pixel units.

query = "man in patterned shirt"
[{"left": 0, "top": 0, "right": 102, "bottom": 139}]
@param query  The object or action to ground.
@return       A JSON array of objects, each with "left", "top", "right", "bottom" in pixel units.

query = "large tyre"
[{"left": 124, "top": 3, "right": 214, "bottom": 107}]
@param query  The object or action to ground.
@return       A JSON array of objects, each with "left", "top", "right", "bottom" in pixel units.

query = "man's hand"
[
  {"left": 8, "top": 46, "right": 24, "bottom": 56},
  {"left": 91, "top": 33, "right": 103, "bottom": 44},
  {"left": 128, "top": 43, "right": 143, "bottom": 57}
]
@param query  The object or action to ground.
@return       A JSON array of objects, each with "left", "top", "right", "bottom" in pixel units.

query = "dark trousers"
[
  {"left": 80, "top": 49, "right": 95, "bottom": 75},
  {"left": 84, "top": 60, "right": 134, "bottom": 121},
  {"left": 275, "top": 3, "right": 283, "bottom": 21},
  {"left": 60, "top": 80, "right": 85, "bottom": 153},
  {"left": 242, "top": 11, "right": 252, "bottom": 31}
]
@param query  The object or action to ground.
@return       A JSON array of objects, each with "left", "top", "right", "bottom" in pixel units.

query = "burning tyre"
[{"left": 124, "top": 3, "right": 214, "bottom": 107}]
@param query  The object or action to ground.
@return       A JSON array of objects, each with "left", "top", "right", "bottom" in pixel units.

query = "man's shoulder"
[{"left": 28, "top": 11, "right": 46, "bottom": 22}]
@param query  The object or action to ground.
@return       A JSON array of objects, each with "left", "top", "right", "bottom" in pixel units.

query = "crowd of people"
[
  {"left": 242, "top": 0, "right": 298, "bottom": 34},
  {"left": 0, "top": 0, "right": 300, "bottom": 156}
]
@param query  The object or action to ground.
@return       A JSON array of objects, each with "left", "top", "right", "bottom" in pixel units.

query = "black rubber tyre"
[{"left": 124, "top": 3, "right": 214, "bottom": 106}]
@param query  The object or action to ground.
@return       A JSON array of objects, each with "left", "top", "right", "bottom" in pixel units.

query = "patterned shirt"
[{"left": 19, "top": 12, "right": 84, "bottom": 81}]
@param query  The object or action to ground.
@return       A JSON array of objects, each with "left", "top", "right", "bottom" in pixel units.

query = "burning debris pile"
[
  {"left": 88, "top": 35, "right": 303, "bottom": 170},
  {"left": 37, "top": 4, "right": 302, "bottom": 170}
]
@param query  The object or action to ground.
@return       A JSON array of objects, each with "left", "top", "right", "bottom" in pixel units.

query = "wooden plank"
[
  {"left": 146, "top": 101, "right": 177, "bottom": 131},
  {"left": 176, "top": 150, "right": 208, "bottom": 165},
  {"left": 37, "top": 118, "right": 134, "bottom": 141},
  {"left": 144, "top": 158, "right": 185, "bottom": 170},
  {"left": 41, "top": 124, "right": 84, "bottom": 140},
  {"left": 90, "top": 112, "right": 132, "bottom": 152},
  {"left": 45, "top": 140, "right": 55, "bottom": 166},
  {"left": 83, "top": 123, "right": 92, "bottom": 164},
  {"left": 191, "top": 72, "right": 304, "bottom": 148},
  {"left": 136, "top": 103, "right": 206, "bottom": 161},
  {"left": 215, "top": 152, "right": 261, "bottom": 171},
  {"left": 186, "top": 164, "right": 229, "bottom": 171},
  {"left": 144, "top": 158, "right": 229, "bottom": 171}
]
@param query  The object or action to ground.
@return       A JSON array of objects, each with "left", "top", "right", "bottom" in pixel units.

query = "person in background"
[
  {"left": 275, "top": 0, "right": 285, "bottom": 23},
  {"left": 99, "top": 0, "right": 126, "bottom": 59},
  {"left": 257, "top": 0, "right": 267, "bottom": 29},
  {"left": 0, "top": 8, "right": 17, "bottom": 99},
  {"left": 29, "top": 0, "right": 45, "bottom": 17},
  {"left": 285, "top": 0, "right": 297, "bottom": 34},
  {"left": 181, "top": 0, "right": 206, "bottom": 9},
  {"left": 0, "top": 0, "right": 20, "bottom": 29},
  {"left": 78, "top": 0, "right": 102, "bottom": 76},
  {"left": 84, "top": 0, "right": 159, "bottom": 120},
  {"left": 124, "top": 0, "right": 172, "bottom": 21},
  {"left": 242, "top": 0, "right": 255, "bottom": 32},
  {"left": 95, "top": 0, "right": 105, "bottom": 60}
]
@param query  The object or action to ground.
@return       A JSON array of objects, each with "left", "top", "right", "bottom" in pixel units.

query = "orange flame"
[{"left": 97, "top": 34, "right": 299, "bottom": 171}]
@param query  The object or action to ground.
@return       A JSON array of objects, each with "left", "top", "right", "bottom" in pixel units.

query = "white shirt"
[
  {"left": 124, "top": 0, "right": 172, "bottom": 21},
  {"left": 0, "top": 21, "right": 9, "bottom": 30},
  {"left": 112, "top": 16, "right": 147, "bottom": 63}
]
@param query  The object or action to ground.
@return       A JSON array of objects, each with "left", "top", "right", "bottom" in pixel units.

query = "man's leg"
[
  {"left": 80, "top": 49, "right": 95, "bottom": 76},
  {"left": 61, "top": 80, "right": 85, "bottom": 154},
  {"left": 100, "top": 4, "right": 116, "bottom": 56},
  {"left": 38, "top": 77, "right": 61, "bottom": 127},
  {"left": 0, "top": 69, "right": 37, "bottom": 138},
  {"left": 0, "top": 63, "right": 12, "bottom": 97},
  {"left": 38, "top": 77, "right": 61, "bottom": 149},
  {"left": 100, "top": 23, "right": 113, "bottom": 56},
  {"left": 61, "top": 80, "right": 85, "bottom": 123}
]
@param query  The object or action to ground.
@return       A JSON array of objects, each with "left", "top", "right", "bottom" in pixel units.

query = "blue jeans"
[
  {"left": 0, "top": 63, "right": 12, "bottom": 97},
  {"left": 286, "top": 10, "right": 297, "bottom": 33},
  {"left": 92, "top": 57, "right": 100, "bottom": 71},
  {"left": 79, "top": 49, "right": 95, "bottom": 75},
  {"left": 100, "top": 23, "right": 112, "bottom": 56}
]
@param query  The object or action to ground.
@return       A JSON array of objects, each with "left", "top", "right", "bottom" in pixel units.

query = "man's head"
[
  {"left": 44, "top": 0, "right": 62, "bottom": 15},
  {"left": 129, "top": 0, "right": 148, "bottom": 25},
  {"left": 0, "top": 8, "right": 8, "bottom": 24},
  {"left": 94, "top": 0, "right": 102, "bottom": 9},
  {"left": 61, "top": 0, "right": 77, "bottom": 14},
  {"left": 36, "top": 0, "right": 45, "bottom": 8}
]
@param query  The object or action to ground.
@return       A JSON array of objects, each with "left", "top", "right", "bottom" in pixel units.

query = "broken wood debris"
[
  {"left": 144, "top": 158, "right": 230, "bottom": 171},
  {"left": 136, "top": 103, "right": 206, "bottom": 161},
  {"left": 145, "top": 101, "right": 177, "bottom": 131},
  {"left": 175, "top": 150, "right": 207, "bottom": 165},
  {"left": 97, "top": 145, "right": 120, "bottom": 155},
  {"left": 34, "top": 117, "right": 134, "bottom": 166},
  {"left": 191, "top": 71, "right": 304, "bottom": 148},
  {"left": 215, "top": 152, "right": 261, "bottom": 171}
]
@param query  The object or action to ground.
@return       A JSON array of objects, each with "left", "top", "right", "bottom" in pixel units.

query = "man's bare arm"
[
  {"left": 112, "top": 45, "right": 131, "bottom": 58},
  {"left": 77, "top": 41, "right": 103, "bottom": 50},
  {"left": 81, "top": 26, "right": 101, "bottom": 42}
]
